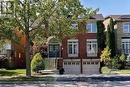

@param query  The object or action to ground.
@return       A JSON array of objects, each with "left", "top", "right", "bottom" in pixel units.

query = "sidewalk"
[{"left": 1, "top": 74, "right": 130, "bottom": 84}]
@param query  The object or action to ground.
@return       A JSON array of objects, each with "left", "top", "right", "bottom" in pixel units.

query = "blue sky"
[{"left": 80, "top": 0, "right": 130, "bottom": 17}]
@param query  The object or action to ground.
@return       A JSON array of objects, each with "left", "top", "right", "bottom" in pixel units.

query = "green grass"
[
  {"left": 101, "top": 66, "right": 130, "bottom": 74},
  {"left": 0, "top": 76, "right": 54, "bottom": 82},
  {"left": 111, "top": 70, "right": 130, "bottom": 74},
  {"left": 0, "top": 69, "right": 54, "bottom": 82},
  {"left": 0, "top": 69, "right": 26, "bottom": 76}
]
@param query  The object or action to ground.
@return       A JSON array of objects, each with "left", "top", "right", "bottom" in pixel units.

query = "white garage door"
[
  {"left": 83, "top": 61, "right": 100, "bottom": 74},
  {"left": 63, "top": 61, "right": 80, "bottom": 74}
]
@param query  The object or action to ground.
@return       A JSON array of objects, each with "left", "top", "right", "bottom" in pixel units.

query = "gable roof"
[
  {"left": 105, "top": 15, "right": 130, "bottom": 20},
  {"left": 92, "top": 14, "right": 104, "bottom": 20}
]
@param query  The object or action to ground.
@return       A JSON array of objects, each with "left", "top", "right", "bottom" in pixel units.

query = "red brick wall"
[{"left": 62, "top": 33, "right": 98, "bottom": 59}]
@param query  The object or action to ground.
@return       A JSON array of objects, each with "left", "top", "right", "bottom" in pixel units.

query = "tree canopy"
[{"left": 0, "top": 0, "right": 98, "bottom": 77}]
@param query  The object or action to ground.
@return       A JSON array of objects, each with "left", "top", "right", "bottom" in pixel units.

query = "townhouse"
[
  {"left": 47, "top": 14, "right": 104, "bottom": 74},
  {"left": 104, "top": 15, "right": 130, "bottom": 58}
]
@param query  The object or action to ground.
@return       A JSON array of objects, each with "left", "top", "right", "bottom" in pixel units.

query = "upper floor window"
[
  {"left": 71, "top": 23, "right": 78, "bottom": 29},
  {"left": 86, "top": 23, "right": 97, "bottom": 33},
  {"left": 68, "top": 39, "right": 78, "bottom": 57},
  {"left": 86, "top": 39, "right": 97, "bottom": 57},
  {"left": 123, "top": 23, "right": 130, "bottom": 33}
]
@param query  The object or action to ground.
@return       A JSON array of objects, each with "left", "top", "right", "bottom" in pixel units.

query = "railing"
[{"left": 0, "top": 54, "right": 7, "bottom": 61}]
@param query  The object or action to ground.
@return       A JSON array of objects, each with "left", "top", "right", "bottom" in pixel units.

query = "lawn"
[
  {"left": 101, "top": 67, "right": 130, "bottom": 74},
  {"left": 0, "top": 69, "right": 26, "bottom": 76},
  {"left": 0, "top": 69, "right": 54, "bottom": 82},
  {"left": 111, "top": 70, "right": 130, "bottom": 74}
]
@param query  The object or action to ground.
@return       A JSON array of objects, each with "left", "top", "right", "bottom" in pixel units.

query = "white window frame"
[
  {"left": 86, "top": 39, "right": 97, "bottom": 57},
  {"left": 122, "top": 39, "right": 130, "bottom": 54},
  {"left": 68, "top": 39, "right": 79, "bottom": 57},
  {"left": 71, "top": 23, "right": 78, "bottom": 29},
  {"left": 123, "top": 23, "right": 130, "bottom": 33},
  {"left": 86, "top": 23, "right": 97, "bottom": 33}
]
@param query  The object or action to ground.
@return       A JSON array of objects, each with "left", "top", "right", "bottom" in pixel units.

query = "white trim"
[
  {"left": 67, "top": 39, "right": 79, "bottom": 57},
  {"left": 122, "top": 39, "right": 130, "bottom": 54},
  {"left": 86, "top": 23, "right": 97, "bottom": 33},
  {"left": 123, "top": 23, "right": 130, "bottom": 33},
  {"left": 86, "top": 39, "right": 98, "bottom": 57},
  {"left": 68, "top": 39, "right": 78, "bottom": 42},
  {"left": 87, "top": 39, "right": 97, "bottom": 41},
  {"left": 71, "top": 23, "right": 78, "bottom": 29}
]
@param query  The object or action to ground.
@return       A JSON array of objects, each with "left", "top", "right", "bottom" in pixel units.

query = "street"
[
  {"left": 1, "top": 74, "right": 130, "bottom": 87},
  {"left": 0, "top": 81, "right": 130, "bottom": 87}
]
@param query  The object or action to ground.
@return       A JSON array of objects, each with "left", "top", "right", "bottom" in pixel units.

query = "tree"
[
  {"left": 106, "top": 18, "right": 116, "bottom": 57},
  {"left": 97, "top": 21, "right": 106, "bottom": 71},
  {"left": 97, "top": 21, "right": 106, "bottom": 52},
  {"left": 0, "top": 0, "right": 97, "bottom": 78}
]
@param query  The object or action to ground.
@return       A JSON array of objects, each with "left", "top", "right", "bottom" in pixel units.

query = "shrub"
[
  {"left": 110, "top": 56, "right": 121, "bottom": 69},
  {"left": 101, "top": 66, "right": 111, "bottom": 74},
  {"left": 100, "top": 47, "right": 111, "bottom": 65},
  {"left": 31, "top": 53, "right": 45, "bottom": 73},
  {"left": 119, "top": 53, "right": 126, "bottom": 62},
  {"left": 119, "top": 53, "right": 126, "bottom": 69}
]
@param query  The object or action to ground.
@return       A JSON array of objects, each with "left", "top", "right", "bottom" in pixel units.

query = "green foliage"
[
  {"left": 1, "top": 0, "right": 98, "bottom": 77},
  {"left": 110, "top": 56, "right": 121, "bottom": 69},
  {"left": 100, "top": 47, "right": 111, "bottom": 65},
  {"left": 0, "top": 69, "right": 25, "bottom": 76},
  {"left": 31, "top": 53, "right": 45, "bottom": 73},
  {"left": 97, "top": 21, "right": 106, "bottom": 50},
  {"left": 101, "top": 66, "right": 111, "bottom": 74},
  {"left": 119, "top": 53, "right": 126, "bottom": 62},
  {"left": 106, "top": 18, "right": 116, "bottom": 57}
]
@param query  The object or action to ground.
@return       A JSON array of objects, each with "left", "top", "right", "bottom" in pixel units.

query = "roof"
[
  {"left": 91, "top": 14, "right": 104, "bottom": 20},
  {"left": 105, "top": 15, "right": 130, "bottom": 20},
  {"left": 78, "top": 14, "right": 104, "bottom": 21}
]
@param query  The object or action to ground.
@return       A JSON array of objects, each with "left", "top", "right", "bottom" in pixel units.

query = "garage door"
[
  {"left": 83, "top": 61, "right": 100, "bottom": 74},
  {"left": 63, "top": 61, "right": 80, "bottom": 74}
]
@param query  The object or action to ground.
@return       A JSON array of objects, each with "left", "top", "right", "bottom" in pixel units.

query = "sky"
[{"left": 80, "top": 0, "right": 130, "bottom": 17}]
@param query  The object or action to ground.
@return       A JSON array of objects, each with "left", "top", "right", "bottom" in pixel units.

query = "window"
[
  {"left": 71, "top": 23, "right": 78, "bottom": 29},
  {"left": 122, "top": 39, "right": 130, "bottom": 54},
  {"left": 86, "top": 23, "right": 97, "bottom": 33},
  {"left": 123, "top": 23, "right": 130, "bottom": 33},
  {"left": 68, "top": 39, "right": 78, "bottom": 57},
  {"left": 87, "top": 39, "right": 97, "bottom": 57}
]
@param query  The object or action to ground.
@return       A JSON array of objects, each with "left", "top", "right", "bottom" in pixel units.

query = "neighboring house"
[
  {"left": 0, "top": 40, "right": 11, "bottom": 68},
  {"left": 104, "top": 15, "right": 130, "bottom": 61},
  {"left": 0, "top": 41, "right": 11, "bottom": 59},
  {"left": 60, "top": 14, "right": 104, "bottom": 74}
]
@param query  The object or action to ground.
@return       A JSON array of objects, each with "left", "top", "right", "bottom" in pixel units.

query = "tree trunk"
[{"left": 25, "top": 37, "right": 31, "bottom": 78}]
